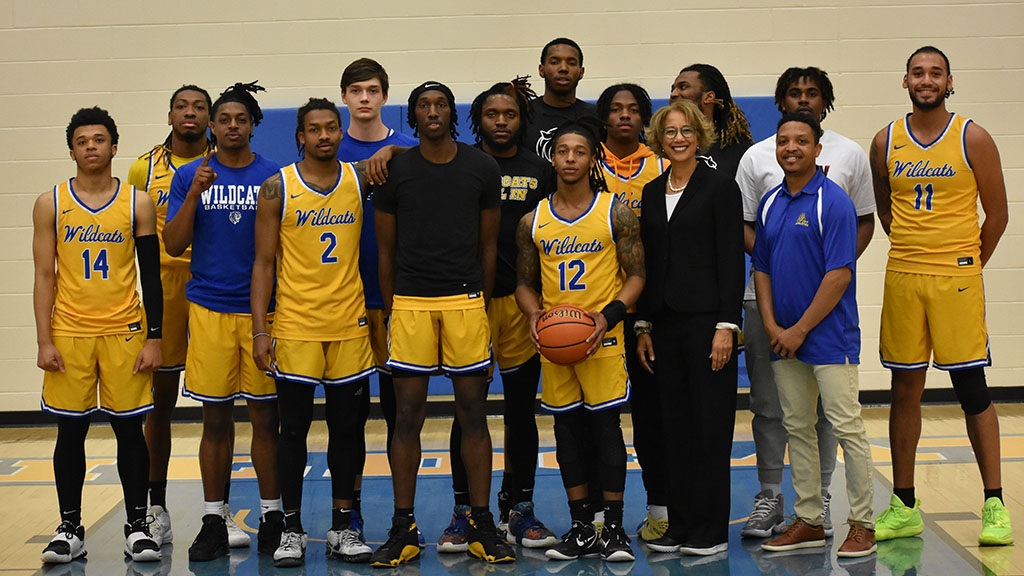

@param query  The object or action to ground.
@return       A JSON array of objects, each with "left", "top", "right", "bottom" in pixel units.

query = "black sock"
[
  {"left": 149, "top": 480, "right": 167, "bottom": 509},
  {"left": 61, "top": 508, "right": 82, "bottom": 527},
  {"left": 284, "top": 511, "right": 303, "bottom": 532},
  {"left": 394, "top": 508, "right": 414, "bottom": 523},
  {"left": 984, "top": 488, "right": 1003, "bottom": 504},
  {"left": 223, "top": 481, "right": 231, "bottom": 503},
  {"left": 517, "top": 488, "right": 533, "bottom": 506},
  {"left": 454, "top": 490, "right": 471, "bottom": 507},
  {"left": 353, "top": 490, "right": 362, "bottom": 513},
  {"left": 894, "top": 487, "right": 916, "bottom": 508},
  {"left": 471, "top": 506, "right": 492, "bottom": 526},
  {"left": 568, "top": 499, "right": 593, "bottom": 524},
  {"left": 603, "top": 500, "right": 624, "bottom": 526},
  {"left": 333, "top": 508, "right": 352, "bottom": 531}
]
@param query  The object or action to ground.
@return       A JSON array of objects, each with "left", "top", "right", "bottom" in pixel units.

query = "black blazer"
[{"left": 637, "top": 159, "right": 744, "bottom": 326}]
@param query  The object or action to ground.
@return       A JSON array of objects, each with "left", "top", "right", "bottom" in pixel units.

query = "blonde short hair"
[{"left": 645, "top": 100, "right": 717, "bottom": 157}]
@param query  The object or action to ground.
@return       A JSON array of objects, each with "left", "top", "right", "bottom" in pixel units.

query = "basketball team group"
[{"left": 32, "top": 36, "right": 1012, "bottom": 568}]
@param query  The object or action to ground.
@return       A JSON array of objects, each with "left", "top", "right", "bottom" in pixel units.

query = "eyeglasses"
[{"left": 663, "top": 126, "right": 695, "bottom": 140}]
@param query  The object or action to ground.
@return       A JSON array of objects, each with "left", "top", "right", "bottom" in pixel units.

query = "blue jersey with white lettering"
[{"left": 167, "top": 153, "right": 280, "bottom": 313}]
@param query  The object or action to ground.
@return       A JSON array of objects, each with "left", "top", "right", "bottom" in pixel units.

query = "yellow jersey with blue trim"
[
  {"left": 599, "top": 143, "right": 666, "bottom": 217},
  {"left": 128, "top": 146, "right": 207, "bottom": 267},
  {"left": 532, "top": 191, "right": 624, "bottom": 358},
  {"left": 51, "top": 178, "right": 142, "bottom": 337},
  {"left": 273, "top": 162, "right": 368, "bottom": 341},
  {"left": 886, "top": 113, "right": 981, "bottom": 276}
]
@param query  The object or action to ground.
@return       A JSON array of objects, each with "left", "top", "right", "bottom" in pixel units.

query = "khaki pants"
[{"left": 772, "top": 360, "right": 875, "bottom": 527}]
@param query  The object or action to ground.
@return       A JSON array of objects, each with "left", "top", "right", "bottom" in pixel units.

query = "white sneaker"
[
  {"left": 223, "top": 504, "right": 251, "bottom": 548},
  {"left": 147, "top": 505, "right": 172, "bottom": 546},
  {"left": 327, "top": 527, "right": 372, "bottom": 563},
  {"left": 41, "top": 521, "right": 86, "bottom": 564},
  {"left": 273, "top": 530, "right": 307, "bottom": 567},
  {"left": 124, "top": 518, "right": 161, "bottom": 562}
]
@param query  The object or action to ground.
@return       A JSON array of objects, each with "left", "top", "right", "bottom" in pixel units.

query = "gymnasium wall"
[{"left": 1, "top": 1, "right": 1022, "bottom": 412}]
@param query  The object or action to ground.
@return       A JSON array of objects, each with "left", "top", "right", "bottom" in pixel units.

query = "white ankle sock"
[
  {"left": 261, "top": 498, "right": 283, "bottom": 515},
  {"left": 205, "top": 500, "right": 224, "bottom": 517}
]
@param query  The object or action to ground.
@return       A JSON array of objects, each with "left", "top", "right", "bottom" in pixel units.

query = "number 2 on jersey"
[
  {"left": 558, "top": 259, "right": 586, "bottom": 291},
  {"left": 320, "top": 232, "right": 338, "bottom": 264},
  {"left": 81, "top": 248, "right": 109, "bottom": 280},
  {"left": 914, "top": 183, "right": 934, "bottom": 211}
]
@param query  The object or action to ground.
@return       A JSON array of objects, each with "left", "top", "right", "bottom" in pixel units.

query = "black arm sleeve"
[{"left": 135, "top": 234, "right": 163, "bottom": 340}]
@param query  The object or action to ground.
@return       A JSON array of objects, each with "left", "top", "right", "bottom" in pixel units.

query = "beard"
[
  {"left": 175, "top": 127, "right": 207, "bottom": 143},
  {"left": 910, "top": 90, "right": 946, "bottom": 111},
  {"left": 481, "top": 130, "right": 516, "bottom": 153}
]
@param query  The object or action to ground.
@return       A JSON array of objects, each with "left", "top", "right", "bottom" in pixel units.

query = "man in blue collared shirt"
[{"left": 752, "top": 113, "right": 876, "bottom": 559}]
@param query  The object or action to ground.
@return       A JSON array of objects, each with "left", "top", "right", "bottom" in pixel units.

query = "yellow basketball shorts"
[
  {"left": 42, "top": 334, "right": 153, "bottom": 417},
  {"left": 387, "top": 294, "right": 492, "bottom": 374},
  {"left": 157, "top": 266, "right": 190, "bottom": 372},
  {"left": 273, "top": 336, "right": 374, "bottom": 386},
  {"left": 880, "top": 270, "right": 990, "bottom": 371},
  {"left": 540, "top": 353, "right": 630, "bottom": 413},
  {"left": 366, "top": 308, "right": 390, "bottom": 372},
  {"left": 488, "top": 294, "right": 537, "bottom": 373},
  {"left": 183, "top": 304, "right": 276, "bottom": 402}
]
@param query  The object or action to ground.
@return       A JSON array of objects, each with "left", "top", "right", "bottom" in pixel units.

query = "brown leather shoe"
[
  {"left": 837, "top": 524, "right": 877, "bottom": 558},
  {"left": 761, "top": 518, "right": 826, "bottom": 552}
]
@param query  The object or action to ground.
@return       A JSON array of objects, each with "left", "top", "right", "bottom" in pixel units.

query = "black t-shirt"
[
  {"left": 373, "top": 142, "right": 501, "bottom": 297},
  {"left": 523, "top": 98, "right": 599, "bottom": 161},
  {"left": 701, "top": 132, "right": 754, "bottom": 180},
  {"left": 478, "top": 146, "right": 556, "bottom": 297}
]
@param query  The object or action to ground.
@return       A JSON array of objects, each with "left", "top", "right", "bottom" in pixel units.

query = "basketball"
[{"left": 536, "top": 304, "right": 596, "bottom": 365}]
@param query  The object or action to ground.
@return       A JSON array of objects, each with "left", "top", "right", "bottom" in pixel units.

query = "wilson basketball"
[{"left": 536, "top": 304, "right": 596, "bottom": 366}]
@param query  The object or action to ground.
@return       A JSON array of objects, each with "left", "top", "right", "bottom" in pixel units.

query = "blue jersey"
[
  {"left": 167, "top": 153, "right": 280, "bottom": 313},
  {"left": 752, "top": 168, "right": 860, "bottom": 365},
  {"left": 337, "top": 129, "right": 418, "bottom": 309}
]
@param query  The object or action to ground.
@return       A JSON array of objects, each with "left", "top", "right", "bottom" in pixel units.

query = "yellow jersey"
[
  {"left": 599, "top": 143, "right": 666, "bottom": 217},
  {"left": 886, "top": 113, "right": 981, "bottom": 276},
  {"left": 532, "top": 191, "right": 624, "bottom": 358},
  {"left": 51, "top": 178, "right": 142, "bottom": 336},
  {"left": 273, "top": 162, "right": 368, "bottom": 341},
  {"left": 128, "top": 146, "right": 208, "bottom": 266}
]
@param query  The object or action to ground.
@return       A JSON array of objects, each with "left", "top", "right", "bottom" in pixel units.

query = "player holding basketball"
[
  {"left": 370, "top": 81, "right": 513, "bottom": 567},
  {"left": 127, "top": 84, "right": 212, "bottom": 546},
  {"left": 34, "top": 107, "right": 163, "bottom": 563},
  {"left": 515, "top": 118, "right": 645, "bottom": 563},
  {"left": 871, "top": 46, "right": 1012, "bottom": 545},
  {"left": 163, "top": 82, "right": 285, "bottom": 561}
]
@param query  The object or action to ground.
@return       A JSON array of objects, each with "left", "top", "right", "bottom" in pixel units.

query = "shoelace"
[
  {"left": 131, "top": 517, "right": 154, "bottom": 537},
  {"left": 982, "top": 506, "right": 1007, "bottom": 526},
  {"left": 846, "top": 525, "right": 871, "bottom": 545},
  {"left": 280, "top": 532, "right": 303, "bottom": 550},
  {"left": 339, "top": 529, "right": 362, "bottom": 547},
  {"left": 749, "top": 496, "right": 778, "bottom": 520},
  {"left": 57, "top": 520, "right": 78, "bottom": 539}
]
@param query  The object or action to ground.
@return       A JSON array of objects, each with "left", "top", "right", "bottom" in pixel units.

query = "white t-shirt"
[
  {"left": 665, "top": 189, "right": 684, "bottom": 220},
  {"left": 736, "top": 129, "right": 875, "bottom": 300}
]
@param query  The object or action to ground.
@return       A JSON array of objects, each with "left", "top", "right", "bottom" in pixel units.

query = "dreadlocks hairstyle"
[
  {"left": 541, "top": 37, "right": 584, "bottom": 65},
  {"left": 340, "top": 57, "right": 390, "bottom": 96},
  {"left": 295, "top": 97, "right": 342, "bottom": 155},
  {"left": 469, "top": 76, "right": 537, "bottom": 146},
  {"left": 596, "top": 83, "right": 653, "bottom": 143},
  {"left": 907, "top": 46, "right": 955, "bottom": 98},
  {"left": 149, "top": 84, "right": 214, "bottom": 167},
  {"left": 681, "top": 64, "right": 752, "bottom": 148},
  {"left": 406, "top": 81, "right": 459, "bottom": 140},
  {"left": 774, "top": 67, "right": 835, "bottom": 121},
  {"left": 210, "top": 81, "right": 266, "bottom": 146},
  {"left": 66, "top": 106, "right": 118, "bottom": 149},
  {"left": 550, "top": 117, "right": 609, "bottom": 194}
]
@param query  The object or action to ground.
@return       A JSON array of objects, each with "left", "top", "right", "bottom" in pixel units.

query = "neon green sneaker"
[
  {"left": 637, "top": 511, "right": 669, "bottom": 542},
  {"left": 979, "top": 497, "right": 1013, "bottom": 546},
  {"left": 875, "top": 494, "right": 923, "bottom": 541}
]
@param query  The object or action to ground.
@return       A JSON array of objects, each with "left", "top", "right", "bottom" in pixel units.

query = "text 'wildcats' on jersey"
[
  {"left": 885, "top": 113, "right": 981, "bottom": 276},
  {"left": 531, "top": 191, "right": 624, "bottom": 358},
  {"left": 129, "top": 146, "right": 207, "bottom": 266},
  {"left": 52, "top": 178, "right": 142, "bottom": 336},
  {"left": 274, "top": 162, "right": 368, "bottom": 341}
]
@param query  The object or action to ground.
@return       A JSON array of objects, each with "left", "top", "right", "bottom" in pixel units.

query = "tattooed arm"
[
  {"left": 514, "top": 210, "right": 544, "bottom": 350},
  {"left": 869, "top": 128, "right": 894, "bottom": 236},
  {"left": 251, "top": 172, "right": 282, "bottom": 371},
  {"left": 611, "top": 200, "right": 646, "bottom": 309}
]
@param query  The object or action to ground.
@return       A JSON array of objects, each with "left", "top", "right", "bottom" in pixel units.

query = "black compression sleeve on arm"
[{"left": 135, "top": 234, "right": 163, "bottom": 340}]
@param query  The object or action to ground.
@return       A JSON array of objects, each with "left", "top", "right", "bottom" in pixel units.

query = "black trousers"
[
  {"left": 653, "top": 310, "right": 737, "bottom": 547},
  {"left": 624, "top": 315, "right": 667, "bottom": 505}
]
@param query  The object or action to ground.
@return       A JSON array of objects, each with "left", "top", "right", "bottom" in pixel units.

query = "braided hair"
[
  {"left": 295, "top": 97, "right": 342, "bottom": 155},
  {"left": 774, "top": 67, "right": 834, "bottom": 121},
  {"left": 469, "top": 76, "right": 537, "bottom": 146},
  {"left": 148, "top": 84, "right": 213, "bottom": 168},
  {"left": 550, "top": 117, "right": 609, "bottom": 194},
  {"left": 210, "top": 81, "right": 266, "bottom": 147},
  {"left": 680, "top": 64, "right": 752, "bottom": 148}
]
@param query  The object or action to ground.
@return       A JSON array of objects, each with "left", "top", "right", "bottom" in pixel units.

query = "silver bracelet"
[
  {"left": 715, "top": 322, "right": 740, "bottom": 333},
  {"left": 253, "top": 332, "right": 270, "bottom": 340}
]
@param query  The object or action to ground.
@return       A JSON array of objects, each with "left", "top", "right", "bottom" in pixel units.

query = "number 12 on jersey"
[{"left": 558, "top": 259, "right": 586, "bottom": 291}]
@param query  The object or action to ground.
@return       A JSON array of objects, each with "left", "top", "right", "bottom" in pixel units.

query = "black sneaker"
[
  {"left": 124, "top": 517, "right": 161, "bottom": 562},
  {"left": 370, "top": 517, "right": 423, "bottom": 568},
  {"left": 467, "top": 511, "right": 515, "bottom": 563},
  {"left": 545, "top": 520, "right": 601, "bottom": 560},
  {"left": 601, "top": 522, "right": 634, "bottom": 562},
  {"left": 41, "top": 521, "right": 86, "bottom": 564},
  {"left": 257, "top": 510, "right": 285, "bottom": 555},
  {"left": 188, "top": 514, "right": 229, "bottom": 562}
]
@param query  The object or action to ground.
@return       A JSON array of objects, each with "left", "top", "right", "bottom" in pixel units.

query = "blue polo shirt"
[
  {"left": 751, "top": 168, "right": 860, "bottom": 365},
  {"left": 167, "top": 153, "right": 280, "bottom": 314},
  {"left": 338, "top": 129, "right": 418, "bottom": 310}
]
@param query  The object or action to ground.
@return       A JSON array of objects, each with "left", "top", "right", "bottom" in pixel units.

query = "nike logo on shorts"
[{"left": 125, "top": 335, "right": 135, "bottom": 342}]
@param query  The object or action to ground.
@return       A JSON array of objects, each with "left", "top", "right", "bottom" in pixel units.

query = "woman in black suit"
[{"left": 635, "top": 99, "right": 745, "bottom": 555}]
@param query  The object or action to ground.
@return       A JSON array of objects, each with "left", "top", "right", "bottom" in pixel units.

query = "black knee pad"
[
  {"left": 553, "top": 410, "right": 588, "bottom": 488},
  {"left": 950, "top": 367, "right": 991, "bottom": 415}
]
